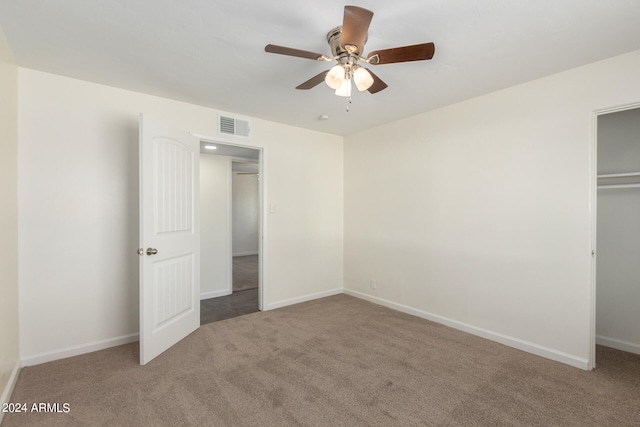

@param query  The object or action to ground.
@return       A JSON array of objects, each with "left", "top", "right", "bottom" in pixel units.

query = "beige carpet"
[
  {"left": 4, "top": 294, "right": 640, "bottom": 426},
  {"left": 233, "top": 255, "right": 258, "bottom": 292}
]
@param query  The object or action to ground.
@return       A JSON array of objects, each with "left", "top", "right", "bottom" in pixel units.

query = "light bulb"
[
  {"left": 325, "top": 65, "right": 345, "bottom": 90},
  {"left": 353, "top": 67, "right": 374, "bottom": 91},
  {"left": 335, "top": 78, "right": 352, "bottom": 97}
]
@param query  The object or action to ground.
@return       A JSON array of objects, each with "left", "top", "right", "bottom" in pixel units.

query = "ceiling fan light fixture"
[
  {"left": 335, "top": 77, "right": 352, "bottom": 97},
  {"left": 353, "top": 67, "right": 374, "bottom": 91},
  {"left": 265, "top": 6, "right": 435, "bottom": 99},
  {"left": 325, "top": 64, "right": 346, "bottom": 89}
]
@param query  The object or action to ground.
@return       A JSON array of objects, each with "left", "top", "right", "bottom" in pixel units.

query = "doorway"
[
  {"left": 593, "top": 105, "right": 640, "bottom": 366},
  {"left": 198, "top": 141, "right": 263, "bottom": 324}
]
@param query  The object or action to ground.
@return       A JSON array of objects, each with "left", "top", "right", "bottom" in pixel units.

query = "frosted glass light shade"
[
  {"left": 353, "top": 67, "right": 374, "bottom": 91},
  {"left": 335, "top": 78, "right": 352, "bottom": 97},
  {"left": 325, "top": 65, "right": 345, "bottom": 89}
]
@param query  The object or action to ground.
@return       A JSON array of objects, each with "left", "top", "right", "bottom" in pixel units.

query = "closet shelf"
[
  {"left": 598, "top": 183, "right": 640, "bottom": 190},
  {"left": 597, "top": 172, "right": 640, "bottom": 190},
  {"left": 597, "top": 172, "right": 640, "bottom": 179}
]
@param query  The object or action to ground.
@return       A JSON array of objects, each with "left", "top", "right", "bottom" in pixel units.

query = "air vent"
[{"left": 218, "top": 114, "right": 250, "bottom": 138}]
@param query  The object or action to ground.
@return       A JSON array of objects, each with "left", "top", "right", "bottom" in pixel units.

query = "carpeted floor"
[{"left": 4, "top": 294, "right": 640, "bottom": 426}]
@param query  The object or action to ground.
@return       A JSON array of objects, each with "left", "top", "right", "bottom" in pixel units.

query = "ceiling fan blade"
[
  {"left": 341, "top": 5, "right": 373, "bottom": 54},
  {"left": 296, "top": 70, "right": 330, "bottom": 90},
  {"left": 265, "top": 44, "right": 331, "bottom": 61},
  {"left": 364, "top": 68, "right": 388, "bottom": 94},
  {"left": 367, "top": 42, "right": 435, "bottom": 65}
]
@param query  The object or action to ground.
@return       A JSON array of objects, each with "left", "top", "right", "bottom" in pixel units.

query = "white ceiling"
[
  {"left": 2, "top": 1, "right": 640, "bottom": 136},
  {"left": 199, "top": 141, "right": 259, "bottom": 159}
]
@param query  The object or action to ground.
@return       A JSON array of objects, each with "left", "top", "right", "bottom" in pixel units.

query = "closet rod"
[
  {"left": 597, "top": 172, "right": 640, "bottom": 179},
  {"left": 597, "top": 183, "right": 640, "bottom": 190}
]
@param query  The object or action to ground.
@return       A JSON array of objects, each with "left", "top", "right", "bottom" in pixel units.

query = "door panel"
[
  {"left": 154, "top": 140, "right": 193, "bottom": 234},
  {"left": 140, "top": 114, "right": 200, "bottom": 365},
  {"left": 153, "top": 254, "right": 194, "bottom": 327}
]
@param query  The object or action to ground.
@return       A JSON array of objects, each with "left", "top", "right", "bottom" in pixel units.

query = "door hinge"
[{"left": 591, "top": 250, "right": 596, "bottom": 257}]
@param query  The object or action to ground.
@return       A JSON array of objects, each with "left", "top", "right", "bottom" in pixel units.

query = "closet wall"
[{"left": 596, "top": 107, "right": 640, "bottom": 355}]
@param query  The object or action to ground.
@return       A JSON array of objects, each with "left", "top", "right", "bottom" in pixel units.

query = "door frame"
[
  {"left": 588, "top": 101, "right": 640, "bottom": 370},
  {"left": 193, "top": 133, "right": 266, "bottom": 311}
]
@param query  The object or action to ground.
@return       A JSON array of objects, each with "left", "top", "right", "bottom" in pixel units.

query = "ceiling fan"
[{"left": 264, "top": 5, "right": 435, "bottom": 98}]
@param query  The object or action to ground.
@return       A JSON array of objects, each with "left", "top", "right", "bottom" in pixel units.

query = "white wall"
[
  {"left": 0, "top": 26, "right": 20, "bottom": 414},
  {"left": 344, "top": 49, "right": 640, "bottom": 369},
  {"left": 18, "top": 68, "right": 344, "bottom": 363},
  {"left": 200, "top": 154, "right": 231, "bottom": 299},
  {"left": 232, "top": 172, "right": 259, "bottom": 256},
  {"left": 596, "top": 107, "right": 640, "bottom": 354}
]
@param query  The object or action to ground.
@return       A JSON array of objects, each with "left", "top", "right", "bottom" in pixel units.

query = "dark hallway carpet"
[
  {"left": 200, "top": 255, "right": 259, "bottom": 325},
  {"left": 233, "top": 255, "right": 258, "bottom": 292},
  {"left": 200, "top": 288, "right": 258, "bottom": 325}
]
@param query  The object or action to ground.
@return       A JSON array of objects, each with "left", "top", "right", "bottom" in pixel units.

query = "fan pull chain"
[{"left": 346, "top": 96, "right": 352, "bottom": 112}]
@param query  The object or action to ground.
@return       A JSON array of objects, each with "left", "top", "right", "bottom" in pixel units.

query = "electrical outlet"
[{"left": 370, "top": 279, "right": 377, "bottom": 290}]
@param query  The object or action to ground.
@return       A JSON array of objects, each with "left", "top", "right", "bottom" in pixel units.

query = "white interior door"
[{"left": 139, "top": 113, "right": 200, "bottom": 365}]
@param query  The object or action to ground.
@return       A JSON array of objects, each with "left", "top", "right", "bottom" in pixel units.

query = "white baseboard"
[
  {"left": 596, "top": 335, "right": 640, "bottom": 355},
  {"left": 21, "top": 333, "right": 139, "bottom": 367},
  {"left": 265, "top": 288, "right": 343, "bottom": 311},
  {"left": 233, "top": 252, "right": 258, "bottom": 257},
  {"left": 200, "top": 289, "right": 232, "bottom": 300},
  {"left": 344, "top": 289, "right": 590, "bottom": 370},
  {"left": 0, "top": 360, "right": 21, "bottom": 424}
]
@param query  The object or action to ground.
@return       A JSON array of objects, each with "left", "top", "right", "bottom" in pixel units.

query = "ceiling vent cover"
[{"left": 218, "top": 114, "right": 250, "bottom": 138}]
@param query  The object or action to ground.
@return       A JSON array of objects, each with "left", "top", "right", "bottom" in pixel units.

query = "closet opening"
[{"left": 592, "top": 104, "right": 640, "bottom": 368}]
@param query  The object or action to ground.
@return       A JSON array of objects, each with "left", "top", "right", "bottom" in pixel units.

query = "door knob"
[{"left": 146, "top": 248, "right": 158, "bottom": 256}]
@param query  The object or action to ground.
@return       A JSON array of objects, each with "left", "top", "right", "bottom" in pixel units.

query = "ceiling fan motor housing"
[{"left": 327, "top": 26, "right": 366, "bottom": 60}]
